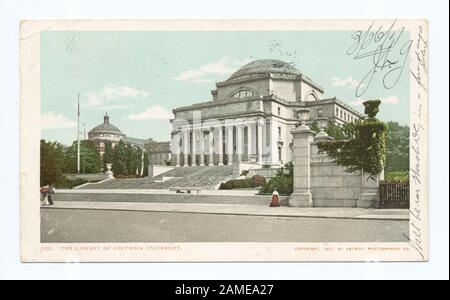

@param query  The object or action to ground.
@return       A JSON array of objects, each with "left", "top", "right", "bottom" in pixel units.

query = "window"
[
  {"left": 318, "top": 109, "right": 323, "bottom": 117},
  {"left": 232, "top": 89, "right": 255, "bottom": 99},
  {"left": 277, "top": 107, "right": 281, "bottom": 116},
  {"left": 278, "top": 147, "right": 282, "bottom": 162},
  {"left": 340, "top": 110, "right": 343, "bottom": 119},
  {"left": 336, "top": 108, "right": 339, "bottom": 116},
  {"left": 278, "top": 127, "right": 282, "bottom": 138}
]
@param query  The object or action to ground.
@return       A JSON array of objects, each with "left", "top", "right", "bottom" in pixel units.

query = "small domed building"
[
  {"left": 88, "top": 113, "right": 165, "bottom": 166},
  {"left": 88, "top": 113, "right": 125, "bottom": 156},
  {"left": 171, "top": 59, "right": 363, "bottom": 167}
]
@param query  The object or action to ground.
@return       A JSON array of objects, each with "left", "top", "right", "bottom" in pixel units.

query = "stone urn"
[{"left": 105, "top": 163, "right": 114, "bottom": 179}]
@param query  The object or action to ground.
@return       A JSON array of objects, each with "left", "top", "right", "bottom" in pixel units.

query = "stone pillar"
[
  {"left": 257, "top": 119, "right": 263, "bottom": 164},
  {"left": 358, "top": 172, "right": 383, "bottom": 208},
  {"left": 217, "top": 125, "right": 224, "bottom": 166},
  {"left": 226, "top": 126, "right": 234, "bottom": 165},
  {"left": 209, "top": 129, "right": 214, "bottom": 165},
  {"left": 247, "top": 124, "right": 252, "bottom": 162},
  {"left": 183, "top": 130, "right": 189, "bottom": 167},
  {"left": 170, "top": 131, "right": 180, "bottom": 167},
  {"left": 192, "top": 129, "right": 197, "bottom": 166},
  {"left": 236, "top": 124, "right": 243, "bottom": 163},
  {"left": 289, "top": 127, "right": 315, "bottom": 207},
  {"left": 199, "top": 130, "right": 205, "bottom": 166}
]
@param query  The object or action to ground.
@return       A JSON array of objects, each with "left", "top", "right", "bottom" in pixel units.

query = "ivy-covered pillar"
[{"left": 289, "top": 109, "right": 315, "bottom": 207}]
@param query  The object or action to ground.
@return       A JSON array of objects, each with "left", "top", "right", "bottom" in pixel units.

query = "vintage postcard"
[{"left": 20, "top": 19, "right": 428, "bottom": 262}]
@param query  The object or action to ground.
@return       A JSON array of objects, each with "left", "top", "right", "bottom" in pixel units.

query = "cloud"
[
  {"left": 331, "top": 76, "right": 363, "bottom": 90},
  {"left": 352, "top": 96, "right": 400, "bottom": 106},
  {"left": 172, "top": 57, "right": 252, "bottom": 83},
  {"left": 128, "top": 105, "right": 173, "bottom": 121},
  {"left": 41, "top": 111, "right": 77, "bottom": 129},
  {"left": 92, "top": 104, "right": 129, "bottom": 111},
  {"left": 84, "top": 84, "right": 150, "bottom": 108}
]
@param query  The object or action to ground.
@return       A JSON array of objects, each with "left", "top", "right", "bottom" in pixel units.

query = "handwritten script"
[
  {"left": 410, "top": 25, "right": 429, "bottom": 92},
  {"left": 405, "top": 24, "right": 428, "bottom": 261},
  {"left": 347, "top": 20, "right": 413, "bottom": 97}
]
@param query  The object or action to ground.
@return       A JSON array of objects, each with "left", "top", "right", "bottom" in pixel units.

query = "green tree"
[
  {"left": 64, "top": 140, "right": 102, "bottom": 174},
  {"left": 325, "top": 121, "right": 348, "bottom": 140},
  {"left": 143, "top": 152, "right": 149, "bottom": 177},
  {"left": 385, "top": 121, "right": 409, "bottom": 172},
  {"left": 102, "top": 141, "right": 113, "bottom": 171},
  {"left": 111, "top": 141, "right": 127, "bottom": 175},
  {"left": 310, "top": 121, "right": 320, "bottom": 133},
  {"left": 136, "top": 147, "right": 143, "bottom": 175},
  {"left": 317, "top": 100, "right": 387, "bottom": 179},
  {"left": 40, "top": 139, "right": 65, "bottom": 186}
]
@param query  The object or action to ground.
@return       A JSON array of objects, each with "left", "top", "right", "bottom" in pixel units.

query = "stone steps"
[{"left": 79, "top": 165, "right": 235, "bottom": 190}]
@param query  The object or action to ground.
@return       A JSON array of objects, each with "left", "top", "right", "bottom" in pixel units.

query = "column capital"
[{"left": 256, "top": 118, "right": 265, "bottom": 126}]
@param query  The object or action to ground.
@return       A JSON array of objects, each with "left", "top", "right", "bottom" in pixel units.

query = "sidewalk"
[
  {"left": 42, "top": 201, "right": 410, "bottom": 221},
  {"left": 57, "top": 188, "right": 259, "bottom": 196}
]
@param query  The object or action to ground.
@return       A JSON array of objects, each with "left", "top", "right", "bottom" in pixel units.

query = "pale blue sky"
[{"left": 41, "top": 30, "right": 410, "bottom": 145}]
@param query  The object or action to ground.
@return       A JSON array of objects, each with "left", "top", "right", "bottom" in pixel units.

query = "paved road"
[{"left": 41, "top": 208, "right": 409, "bottom": 243}]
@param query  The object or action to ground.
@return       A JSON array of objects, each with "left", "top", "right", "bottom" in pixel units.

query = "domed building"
[
  {"left": 171, "top": 59, "right": 363, "bottom": 167},
  {"left": 88, "top": 113, "right": 125, "bottom": 156}
]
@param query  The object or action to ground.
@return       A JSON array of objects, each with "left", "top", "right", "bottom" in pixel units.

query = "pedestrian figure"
[
  {"left": 270, "top": 189, "right": 280, "bottom": 207},
  {"left": 47, "top": 184, "right": 55, "bottom": 205},
  {"left": 40, "top": 185, "right": 49, "bottom": 205}
]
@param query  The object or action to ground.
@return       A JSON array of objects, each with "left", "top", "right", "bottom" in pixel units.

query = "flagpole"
[{"left": 77, "top": 93, "right": 80, "bottom": 174}]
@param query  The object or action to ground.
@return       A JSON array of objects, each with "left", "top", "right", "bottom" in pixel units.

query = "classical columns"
[
  {"left": 209, "top": 129, "right": 214, "bottom": 166},
  {"left": 174, "top": 133, "right": 181, "bottom": 167},
  {"left": 217, "top": 125, "right": 224, "bottom": 166},
  {"left": 236, "top": 125, "right": 243, "bottom": 163},
  {"left": 199, "top": 130, "right": 205, "bottom": 166},
  {"left": 247, "top": 123, "right": 252, "bottom": 162},
  {"left": 226, "top": 126, "right": 234, "bottom": 165},
  {"left": 183, "top": 130, "right": 189, "bottom": 167},
  {"left": 191, "top": 129, "right": 197, "bottom": 166},
  {"left": 257, "top": 119, "right": 263, "bottom": 164}
]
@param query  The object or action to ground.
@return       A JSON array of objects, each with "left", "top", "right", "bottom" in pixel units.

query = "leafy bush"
[
  {"left": 364, "top": 99, "right": 382, "bottom": 118},
  {"left": 251, "top": 175, "right": 266, "bottom": 187},
  {"left": 259, "top": 162, "right": 293, "bottom": 196},
  {"left": 385, "top": 171, "right": 409, "bottom": 181},
  {"left": 219, "top": 175, "right": 267, "bottom": 190}
]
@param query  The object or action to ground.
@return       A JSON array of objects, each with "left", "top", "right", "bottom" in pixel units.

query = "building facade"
[
  {"left": 145, "top": 141, "right": 172, "bottom": 166},
  {"left": 170, "top": 59, "right": 363, "bottom": 167}
]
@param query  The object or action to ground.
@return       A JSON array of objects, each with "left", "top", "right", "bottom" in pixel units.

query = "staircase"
[{"left": 79, "top": 165, "right": 235, "bottom": 190}]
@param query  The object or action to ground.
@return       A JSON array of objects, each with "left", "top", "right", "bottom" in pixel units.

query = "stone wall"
[
  {"left": 148, "top": 165, "right": 176, "bottom": 178},
  {"left": 310, "top": 159, "right": 362, "bottom": 207},
  {"left": 290, "top": 126, "right": 381, "bottom": 208},
  {"left": 64, "top": 173, "right": 107, "bottom": 182}
]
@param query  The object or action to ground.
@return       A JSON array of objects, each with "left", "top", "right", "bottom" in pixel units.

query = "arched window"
[
  {"left": 305, "top": 90, "right": 319, "bottom": 101},
  {"left": 232, "top": 89, "right": 255, "bottom": 99}
]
